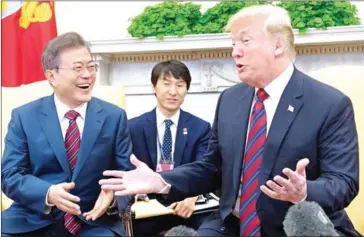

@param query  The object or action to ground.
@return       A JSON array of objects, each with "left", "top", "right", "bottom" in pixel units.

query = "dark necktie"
[{"left": 162, "top": 119, "right": 173, "bottom": 163}]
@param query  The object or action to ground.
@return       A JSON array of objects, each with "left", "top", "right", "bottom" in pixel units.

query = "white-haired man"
[{"left": 100, "top": 5, "right": 360, "bottom": 236}]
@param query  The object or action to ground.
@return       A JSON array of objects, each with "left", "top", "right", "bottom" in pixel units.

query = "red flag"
[{"left": 1, "top": 1, "right": 57, "bottom": 87}]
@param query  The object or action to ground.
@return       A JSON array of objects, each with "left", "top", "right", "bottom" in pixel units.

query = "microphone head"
[
  {"left": 165, "top": 225, "right": 198, "bottom": 236},
  {"left": 283, "top": 201, "right": 339, "bottom": 236}
]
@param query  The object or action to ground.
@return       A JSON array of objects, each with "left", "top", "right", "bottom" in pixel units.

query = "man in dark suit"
[
  {"left": 1, "top": 32, "right": 132, "bottom": 236},
  {"left": 126, "top": 60, "right": 211, "bottom": 236},
  {"left": 100, "top": 5, "right": 360, "bottom": 236}
]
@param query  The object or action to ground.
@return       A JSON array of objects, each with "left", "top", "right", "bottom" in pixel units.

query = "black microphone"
[
  {"left": 165, "top": 225, "right": 198, "bottom": 236},
  {"left": 283, "top": 201, "right": 339, "bottom": 236}
]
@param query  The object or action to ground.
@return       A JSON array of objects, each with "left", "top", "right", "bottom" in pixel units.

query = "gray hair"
[{"left": 41, "top": 32, "right": 91, "bottom": 72}]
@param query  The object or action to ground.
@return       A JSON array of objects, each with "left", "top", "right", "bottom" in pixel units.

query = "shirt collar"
[
  {"left": 257, "top": 63, "right": 294, "bottom": 100},
  {"left": 54, "top": 94, "right": 87, "bottom": 121},
  {"left": 156, "top": 107, "right": 180, "bottom": 128}
]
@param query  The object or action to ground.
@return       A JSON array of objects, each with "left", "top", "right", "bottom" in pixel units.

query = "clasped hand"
[{"left": 48, "top": 182, "right": 114, "bottom": 221}]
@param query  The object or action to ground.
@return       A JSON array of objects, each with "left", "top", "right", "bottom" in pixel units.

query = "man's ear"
[
  {"left": 274, "top": 37, "right": 287, "bottom": 57},
  {"left": 45, "top": 70, "right": 56, "bottom": 86}
]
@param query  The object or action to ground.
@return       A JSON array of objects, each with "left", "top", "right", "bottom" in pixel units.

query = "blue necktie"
[{"left": 162, "top": 119, "right": 173, "bottom": 162}]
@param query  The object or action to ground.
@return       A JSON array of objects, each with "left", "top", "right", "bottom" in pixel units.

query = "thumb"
[
  {"left": 130, "top": 155, "right": 143, "bottom": 168},
  {"left": 296, "top": 158, "right": 309, "bottom": 177},
  {"left": 60, "top": 182, "right": 75, "bottom": 191}
]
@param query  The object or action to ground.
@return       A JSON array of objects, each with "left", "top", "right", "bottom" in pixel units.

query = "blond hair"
[{"left": 225, "top": 5, "right": 296, "bottom": 61}]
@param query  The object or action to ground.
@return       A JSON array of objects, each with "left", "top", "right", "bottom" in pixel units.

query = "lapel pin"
[
  {"left": 287, "top": 105, "right": 294, "bottom": 112},
  {"left": 183, "top": 128, "right": 188, "bottom": 135}
]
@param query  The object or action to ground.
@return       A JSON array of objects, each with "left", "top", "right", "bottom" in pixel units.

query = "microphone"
[
  {"left": 164, "top": 225, "right": 197, "bottom": 236},
  {"left": 283, "top": 201, "right": 339, "bottom": 236}
]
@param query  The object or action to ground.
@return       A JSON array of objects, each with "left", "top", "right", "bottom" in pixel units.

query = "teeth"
[{"left": 78, "top": 84, "right": 90, "bottom": 87}]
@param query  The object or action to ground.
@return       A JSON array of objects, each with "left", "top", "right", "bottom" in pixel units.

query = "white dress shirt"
[
  {"left": 232, "top": 63, "right": 294, "bottom": 217},
  {"left": 155, "top": 107, "right": 180, "bottom": 170},
  {"left": 45, "top": 95, "right": 88, "bottom": 213}
]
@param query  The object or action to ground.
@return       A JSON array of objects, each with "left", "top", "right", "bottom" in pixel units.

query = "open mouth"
[{"left": 77, "top": 84, "right": 90, "bottom": 90}]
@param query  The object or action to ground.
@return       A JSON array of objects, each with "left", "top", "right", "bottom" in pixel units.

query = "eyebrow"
[{"left": 72, "top": 60, "right": 94, "bottom": 65}]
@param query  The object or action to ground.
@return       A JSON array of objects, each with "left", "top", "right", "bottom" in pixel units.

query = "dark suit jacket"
[
  {"left": 161, "top": 68, "right": 360, "bottom": 236},
  {"left": 1, "top": 95, "right": 133, "bottom": 235},
  {"left": 128, "top": 108, "right": 211, "bottom": 170}
]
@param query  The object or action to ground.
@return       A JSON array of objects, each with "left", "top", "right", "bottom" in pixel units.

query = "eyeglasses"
[{"left": 56, "top": 64, "right": 99, "bottom": 75}]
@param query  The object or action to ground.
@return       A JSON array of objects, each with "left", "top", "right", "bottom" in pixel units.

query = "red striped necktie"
[
  {"left": 239, "top": 88, "right": 269, "bottom": 237},
  {"left": 63, "top": 110, "right": 82, "bottom": 235}
]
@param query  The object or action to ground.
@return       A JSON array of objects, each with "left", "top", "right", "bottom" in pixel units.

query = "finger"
[
  {"left": 273, "top": 176, "right": 296, "bottom": 193},
  {"left": 283, "top": 168, "right": 301, "bottom": 184},
  {"left": 102, "top": 171, "right": 126, "bottom": 178},
  {"left": 59, "top": 203, "right": 81, "bottom": 215},
  {"left": 260, "top": 185, "right": 281, "bottom": 200},
  {"left": 90, "top": 209, "right": 104, "bottom": 221},
  {"left": 115, "top": 190, "right": 138, "bottom": 196},
  {"left": 60, "top": 182, "right": 75, "bottom": 191},
  {"left": 59, "top": 198, "right": 81, "bottom": 213},
  {"left": 59, "top": 190, "right": 80, "bottom": 202},
  {"left": 266, "top": 180, "right": 285, "bottom": 194},
  {"left": 101, "top": 184, "right": 125, "bottom": 192},
  {"left": 99, "top": 178, "right": 123, "bottom": 185},
  {"left": 175, "top": 202, "right": 184, "bottom": 213},
  {"left": 296, "top": 158, "right": 309, "bottom": 176},
  {"left": 167, "top": 202, "right": 177, "bottom": 209}
]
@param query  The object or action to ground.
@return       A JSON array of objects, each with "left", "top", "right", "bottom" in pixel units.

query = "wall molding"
[{"left": 108, "top": 43, "right": 364, "bottom": 63}]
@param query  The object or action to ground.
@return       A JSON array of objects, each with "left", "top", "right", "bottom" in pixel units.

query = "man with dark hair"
[
  {"left": 1, "top": 32, "right": 132, "bottom": 236},
  {"left": 125, "top": 60, "right": 212, "bottom": 236}
]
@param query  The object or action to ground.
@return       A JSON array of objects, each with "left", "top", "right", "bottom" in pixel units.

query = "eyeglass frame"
[{"left": 55, "top": 63, "right": 99, "bottom": 76}]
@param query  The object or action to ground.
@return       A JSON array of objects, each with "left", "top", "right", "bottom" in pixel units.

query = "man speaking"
[{"left": 100, "top": 5, "right": 360, "bottom": 236}]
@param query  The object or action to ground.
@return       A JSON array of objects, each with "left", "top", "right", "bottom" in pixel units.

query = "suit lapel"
[
  {"left": 72, "top": 98, "right": 105, "bottom": 180},
  {"left": 258, "top": 69, "right": 304, "bottom": 196},
  {"left": 40, "top": 94, "right": 72, "bottom": 177},
  {"left": 232, "top": 86, "right": 255, "bottom": 191},
  {"left": 173, "top": 110, "right": 189, "bottom": 167},
  {"left": 144, "top": 109, "right": 158, "bottom": 170}
]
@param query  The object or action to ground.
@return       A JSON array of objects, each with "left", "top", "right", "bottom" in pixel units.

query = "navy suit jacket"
[
  {"left": 161, "top": 68, "right": 360, "bottom": 236},
  {"left": 128, "top": 109, "right": 211, "bottom": 170},
  {"left": 1, "top": 95, "right": 133, "bottom": 235}
]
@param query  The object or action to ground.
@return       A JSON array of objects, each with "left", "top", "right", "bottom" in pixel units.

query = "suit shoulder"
[
  {"left": 183, "top": 111, "right": 210, "bottom": 127},
  {"left": 299, "top": 70, "right": 348, "bottom": 102},
  {"left": 220, "top": 83, "right": 251, "bottom": 98},
  {"left": 14, "top": 96, "right": 48, "bottom": 115},
  {"left": 92, "top": 97, "right": 126, "bottom": 115},
  {"left": 128, "top": 111, "right": 151, "bottom": 131}
]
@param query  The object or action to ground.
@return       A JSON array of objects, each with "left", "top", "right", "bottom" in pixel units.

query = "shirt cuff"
[
  {"left": 156, "top": 174, "right": 171, "bottom": 194},
  {"left": 45, "top": 186, "right": 55, "bottom": 214}
]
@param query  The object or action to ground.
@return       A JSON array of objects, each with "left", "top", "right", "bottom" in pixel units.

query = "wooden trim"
[{"left": 106, "top": 43, "right": 364, "bottom": 63}]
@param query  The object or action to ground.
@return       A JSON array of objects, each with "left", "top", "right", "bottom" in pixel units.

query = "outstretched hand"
[
  {"left": 260, "top": 158, "right": 309, "bottom": 203},
  {"left": 99, "top": 155, "right": 168, "bottom": 196}
]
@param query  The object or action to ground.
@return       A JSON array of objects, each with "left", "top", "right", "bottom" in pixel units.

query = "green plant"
[
  {"left": 278, "top": 1, "right": 361, "bottom": 33},
  {"left": 127, "top": 1, "right": 202, "bottom": 39},
  {"left": 194, "top": 1, "right": 270, "bottom": 34}
]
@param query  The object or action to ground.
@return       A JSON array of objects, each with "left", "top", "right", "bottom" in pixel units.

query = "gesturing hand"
[
  {"left": 83, "top": 190, "right": 114, "bottom": 221},
  {"left": 99, "top": 155, "right": 168, "bottom": 196},
  {"left": 47, "top": 182, "right": 80, "bottom": 215},
  {"left": 260, "top": 158, "right": 309, "bottom": 203}
]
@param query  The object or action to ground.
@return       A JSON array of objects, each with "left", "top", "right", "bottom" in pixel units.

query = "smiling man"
[
  {"left": 1, "top": 32, "right": 133, "bottom": 236},
  {"left": 123, "top": 60, "right": 212, "bottom": 236}
]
